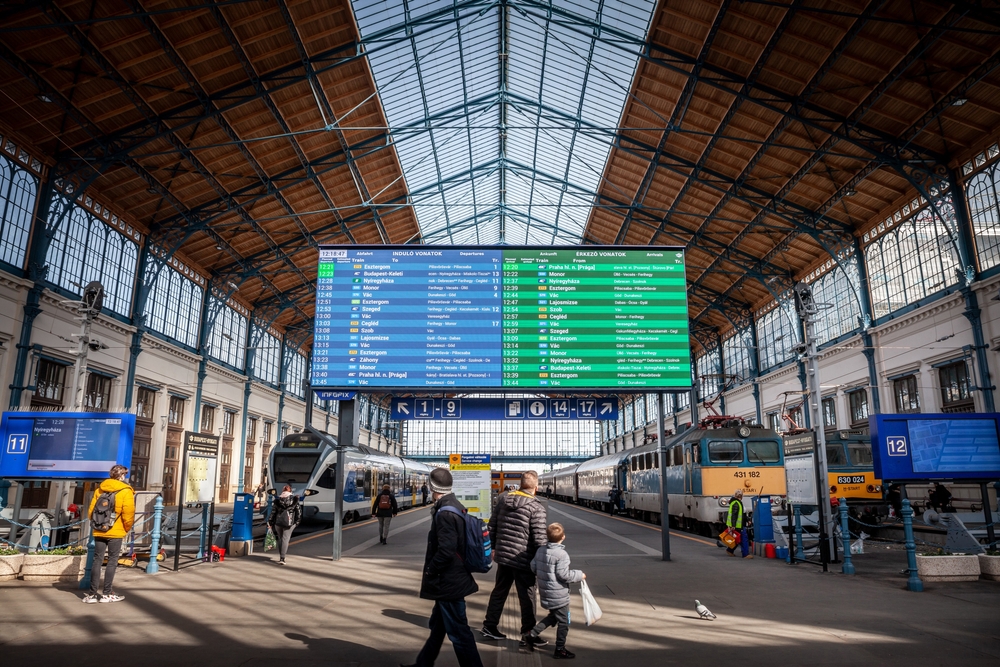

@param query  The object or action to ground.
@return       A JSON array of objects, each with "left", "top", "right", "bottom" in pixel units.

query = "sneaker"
[
  {"left": 82, "top": 594, "right": 99, "bottom": 604},
  {"left": 480, "top": 626, "right": 507, "bottom": 640},
  {"left": 553, "top": 648, "right": 576, "bottom": 659},
  {"left": 99, "top": 593, "right": 125, "bottom": 603},
  {"left": 727, "top": 551, "right": 736, "bottom": 557},
  {"left": 743, "top": 555, "right": 754, "bottom": 559},
  {"left": 279, "top": 559, "right": 286, "bottom": 565},
  {"left": 520, "top": 634, "right": 548, "bottom": 648}
]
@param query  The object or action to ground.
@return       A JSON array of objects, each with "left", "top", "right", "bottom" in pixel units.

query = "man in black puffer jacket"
[
  {"left": 481, "top": 470, "right": 548, "bottom": 645},
  {"left": 402, "top": 468, "right": 483, "bottom": 667}
]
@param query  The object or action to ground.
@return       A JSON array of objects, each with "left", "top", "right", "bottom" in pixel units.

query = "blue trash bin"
[{"left": 232, "top": 493, "right": 255, "bottom": 542}]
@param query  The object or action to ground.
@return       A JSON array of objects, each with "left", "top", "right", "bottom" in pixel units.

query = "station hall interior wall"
[
  {"left": 0, "top": 269, "right": 400, "bottom": 509},
  {"left": 601, "top": 272, "right": 1000, "bottom": 456}
]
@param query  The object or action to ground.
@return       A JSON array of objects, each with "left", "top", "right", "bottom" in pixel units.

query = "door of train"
[
  {"left": 364, "top": 468, "right": 373, "bottom": 498},
  {"left": 684, "top": 446, "right": 693, "bottom": 494}
]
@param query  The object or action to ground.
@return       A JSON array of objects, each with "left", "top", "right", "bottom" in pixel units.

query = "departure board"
[{"left": 311, "top": 246, "right": 690, "bottom": 391}]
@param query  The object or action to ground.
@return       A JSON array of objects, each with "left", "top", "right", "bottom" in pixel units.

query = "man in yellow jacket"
[{"left": 83, "top": 465, "right": 135, "bottom": 603}]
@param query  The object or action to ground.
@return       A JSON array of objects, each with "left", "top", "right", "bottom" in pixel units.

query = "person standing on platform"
[
  {"left": 421, "top": 482, "right": 430, "bottom": 506},
  {"left": 268, "top": 484, "right": 301, "bottom": 564},
  {"left": 481, "top": 471, "right": 548, "bottom": 643},
  {"left": 886, "top": 484, "right": 903, "bottom": 519},
  {"left": 372, "top": 483, "right": 398, "bottom": 544},
  {"left": 402, "top": 468, "right": 483, "bottom": 667},
  {"left": 608, "top": 487, "right": 620, "bottom": 516},
  {"left": 83, "top": 465, "right": 135, "bottom": 604},
  {"left": 527, "top": 523, "right": 585, "bottom": 658},
  {"left": 725, "top": 489, "right": 751, "bottom": 559}
]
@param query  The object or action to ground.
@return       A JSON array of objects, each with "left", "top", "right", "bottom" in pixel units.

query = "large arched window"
[
  {"left": 809, "top": 259, "right": 862, "bottom": 345},
  {"left": 45, "top": 197, "right": 139, "bottom": 317},
  {"left": 284, "top": 347, "right": 306, "bottom": 398},
  {"left": 755, "top": 301, "right": 799, "bottom": 372},
  {"left": 967, "top": 155, "right": 1000, "bottom": 271},
  {"left": 722, "top": 331, "right": 753, "bottom": 383},
  {"left": 864, "top": 196, "right": 961, "bottom": 320},
  {"left": 145, "top": 265, "right": 203, "bottom": 348},
  {"left": 207, "top": 296, "right": 249, "bottom": 370},
  {"left": 696, "top": 348, "right": 721, "bottom": 401},
  {"left": 250, "top": 325, "right": 281, "bottom": 386},
  {"left": 0, "top": 153, "right": 38, "bottom": 269}
]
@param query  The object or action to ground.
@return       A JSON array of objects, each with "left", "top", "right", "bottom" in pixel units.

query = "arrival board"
[{"left": 311, "top": 246, "right": 691, "bottom": 390}]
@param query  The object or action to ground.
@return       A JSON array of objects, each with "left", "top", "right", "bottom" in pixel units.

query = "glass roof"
[{"left": 351, "top": 0, "right": 656, "bottom": 245}]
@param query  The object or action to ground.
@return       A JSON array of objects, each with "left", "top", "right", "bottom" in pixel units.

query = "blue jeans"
[
  {"left": 415, "top": 600, "right": 484, "bottom": 667},
  {"left": 726, "top": 529, "right": 750, "bottom": 557}
]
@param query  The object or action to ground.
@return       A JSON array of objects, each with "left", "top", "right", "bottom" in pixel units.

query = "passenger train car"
[
  {"left": 542, "top": 419, "right": 787, "bottom": 534},
  {"left": 268, "top": 431, "right": 432, "bottom": 523}
]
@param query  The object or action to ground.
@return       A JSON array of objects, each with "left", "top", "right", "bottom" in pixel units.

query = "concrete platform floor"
[{"left": 2, "top": 498, "right": 998, "bottom": 666}]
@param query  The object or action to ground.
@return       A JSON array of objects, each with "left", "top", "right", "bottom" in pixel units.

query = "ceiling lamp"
[
  {"left": 952, "top": 97, "right": 968, "bottom": 107},
  {"left": 36, "top": 93, "right": 53, "bottom": 103}
]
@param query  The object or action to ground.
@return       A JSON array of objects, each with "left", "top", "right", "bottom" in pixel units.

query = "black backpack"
[
  {"left": 275, "top": 500, "right": 295, "bottom": 528},
  {"left": 91, "top": 490, "right": 120, "bottom": 532}
]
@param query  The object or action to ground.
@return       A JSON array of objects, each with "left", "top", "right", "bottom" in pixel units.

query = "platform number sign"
[
  {"left": 887, "top": 436, "right": 908, "bottom": 457},
  {"left": 441, "top": 399, "right": 462, "bottom": 419},
  {"left": 415, "top": 399, "right": 434, "bottom": 419},
  {"left": 6, "top": 433, "right": 28, "bottom": 454},
  {"left": 550, "top": 399, "right": 570, "bottom": 419},
  {"left": 576, "top": 399, "right": 596, "bottom": 419}
]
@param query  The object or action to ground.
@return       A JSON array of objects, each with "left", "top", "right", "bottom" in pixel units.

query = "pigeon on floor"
[{"left": 695, "top": 600, "right": 716, "bottom": 620}]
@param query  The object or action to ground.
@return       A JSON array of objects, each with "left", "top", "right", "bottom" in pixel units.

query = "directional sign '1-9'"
[{"left": 311, "top": 246, "right": 691, "bottom": 391}]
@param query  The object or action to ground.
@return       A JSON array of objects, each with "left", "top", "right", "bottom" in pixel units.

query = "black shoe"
[
  {"left": 554, "top": 648, "right": 576, "bottom": 659},
  {"left": 480, "top": 625, "right": 507, "bottom": 640},
  {"left": 520, "top": 634, "right": 548, "bottom": 649}
]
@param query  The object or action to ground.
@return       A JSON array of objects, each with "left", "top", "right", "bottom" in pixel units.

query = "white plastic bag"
[{"left": 580, "top": 580, "right": 603, "bottom": 626}]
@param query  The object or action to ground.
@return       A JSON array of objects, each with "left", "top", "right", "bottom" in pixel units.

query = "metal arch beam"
[
  {"left": 125, "top": 0, "right": 338, "bottom": 297},
  {"left": 513, "top": 0, "right": 950, "bottom": 167},
  {"left": 614, "top": 0, "right": 737, "bottom": 245},
  {"left": 275, "top": 0, "right": 389, "bottom": 244},
  {"left": 207, "top": 2, "right": 358, "bottom": 246},
  {"left": 40, "top": 2, "right": 315, "bottom": 320},
  {"left": 648, "top": 0, "right": 883, "bottom": 248}
]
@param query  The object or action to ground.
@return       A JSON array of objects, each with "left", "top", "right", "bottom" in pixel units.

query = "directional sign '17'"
[{"left": 390, "top": 397, "right": 619, "bottom": 421}]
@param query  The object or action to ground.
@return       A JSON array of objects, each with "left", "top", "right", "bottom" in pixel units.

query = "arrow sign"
[
  {"left": 599, "top": 401, "right": 614, "bottom": 415},
  {"left": 398, "top": 402, "right": 410, "bottom": 415}
]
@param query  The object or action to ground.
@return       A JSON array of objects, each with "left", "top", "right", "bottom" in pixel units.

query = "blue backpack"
[{"left": 437, "top": 505, "right": 492, "bottom": 573}]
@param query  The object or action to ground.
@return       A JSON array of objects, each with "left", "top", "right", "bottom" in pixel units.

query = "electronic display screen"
[
  {"left": 311, "top": 246, "right": 691, "bottom": 390},
  {"left": 0, "top": 412, "right": 135, "bottom": 480},
  {"left": 908, "top": 418, "right": 1000, "bottom": 473},
  {"left": 871, "top": 413, "right": 1000, "bottom": 481}
]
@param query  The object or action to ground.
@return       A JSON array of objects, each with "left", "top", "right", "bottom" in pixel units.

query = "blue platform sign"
[
  {"left": 390, "top": 397, "right": 618, "bottom": 421},
  {"left": 0, "top": 412, "right": 136, "bottom": 480},
  {"left": 871, "top": 413, "right": 1000, "bottom": 481}
]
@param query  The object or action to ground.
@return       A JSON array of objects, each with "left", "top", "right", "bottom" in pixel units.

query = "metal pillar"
[
  {"left": 146, "top": 495, "right": 163, "bottom": 574},
  {"left": 901, "top": 499, "right": 923, "bottom": 592},
  {"left": 981, "top": 482, "right": 997, "bottom": 550},
  {"left": 794, "top": 283, "right": 836, "bottom": 566},
  {"left": 332, "top": 397, "right": 359, "bottom": 561},
  {"left": 838, "top": 499, "right": 854, "bottom": 575},
  {"left": 793, "top": 505, "right": 804, "bottom": 562},
  {"left": 657, "top": 392, "right": 670, "bottom": 561}
]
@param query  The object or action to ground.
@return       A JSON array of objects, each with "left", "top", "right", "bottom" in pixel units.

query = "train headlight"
[
  {"left": 303, "top": 489, "right": 319, "bottom": 496},
  {"left": 719, "top": 497, "right": 730, "bottom": 507}
]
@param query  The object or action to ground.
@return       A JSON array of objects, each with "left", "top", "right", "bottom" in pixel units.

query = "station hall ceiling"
[{"left": 0, "top": 0, "right": 998, "bottom": 349}]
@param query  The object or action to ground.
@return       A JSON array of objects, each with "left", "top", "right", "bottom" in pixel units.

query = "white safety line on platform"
[
  {"left": 547, "top": 504, "right": 660, "bottom": 557},
  {"left": 289, "top": 505, "right": 428, "bottom": 546},
  {"left": 343, "top": 514, "right": 432, "bottom": 557}
]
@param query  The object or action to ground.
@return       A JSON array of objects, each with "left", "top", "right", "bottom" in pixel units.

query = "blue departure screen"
[{"left": 908, "top": 418, "right": 1000, "bottom": 473}]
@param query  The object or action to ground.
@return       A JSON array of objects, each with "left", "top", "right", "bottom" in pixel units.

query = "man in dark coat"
[
  {"left": 481, "top": 470, "right": 548, "bottom": 645},
  {"left": 371, "top": 483, "right": 398, "bottom": 545},
  {"left": 402, "top": 468, "right": 483, "bottom": 667}
]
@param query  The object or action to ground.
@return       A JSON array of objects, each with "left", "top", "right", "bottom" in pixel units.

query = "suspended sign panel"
[
  {"left": 311, "top": 246, "right": 691, "bottom": 391},
  {"left": 872, "top": 413, "right": 1000, "bottom": 481},
  {"left": 0, "top": 412, "right": 135, "bottom": 480},
  {"left": 390, "top": 397, "right": 619, "bottom": 421}
]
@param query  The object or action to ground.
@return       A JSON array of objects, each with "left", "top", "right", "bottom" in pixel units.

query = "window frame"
[{"left": 893, "top": 375, "right": 921, "bottom": 413}]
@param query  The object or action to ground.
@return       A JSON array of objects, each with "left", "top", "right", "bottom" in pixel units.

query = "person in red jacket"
[{"left": 83, "top": 465, "right": 135, "bottom": 604}]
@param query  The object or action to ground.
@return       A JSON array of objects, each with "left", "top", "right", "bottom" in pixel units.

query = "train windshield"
[
  {"left": 826, "top": 445, "right": 847, "bottom": 466},
  {"left": 708, "top": 440, "right": 743, "bottom": 463},
  {"left": 848, "top": 443, "right": 873, "bottom": 466},
  {"left": 746, "top": 440, "right": 781, "bottom": 464},
  {"left": 272, "top": 453, "right": 320, "bottom": 484}
]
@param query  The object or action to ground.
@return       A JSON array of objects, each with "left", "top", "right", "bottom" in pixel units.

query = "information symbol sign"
[
  {"left": 887, "top": 436, "right": 908, "bottom": 457},
  {"left": 527, "top": 400, "right": 547, "bottom": 419}
]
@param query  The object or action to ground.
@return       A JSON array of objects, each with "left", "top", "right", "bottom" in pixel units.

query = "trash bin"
[{"left": 230, "top": 493, "right": 254, "bottom": 557}]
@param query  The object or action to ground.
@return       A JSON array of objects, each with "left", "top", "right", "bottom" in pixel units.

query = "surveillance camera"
[
  {"left": 791, "top": 343, "right": 807, "bottom": 355},
  {"left": 793, "top": 281, "right": 811, "bottom": 296}
]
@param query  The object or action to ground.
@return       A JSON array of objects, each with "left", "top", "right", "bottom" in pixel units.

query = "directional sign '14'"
[{"left": 390, "top": 397, "right": 618, "bottom": 421}]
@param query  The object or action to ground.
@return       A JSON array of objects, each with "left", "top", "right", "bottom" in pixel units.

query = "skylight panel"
[{"left": 351, "top": 0, "right": 655, "bottom": 245}]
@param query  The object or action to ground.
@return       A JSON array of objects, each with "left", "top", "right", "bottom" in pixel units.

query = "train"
[
  {"left": 267, "top": 430, "right": 433, "bottom": 523},
  {"left": 491, "top": 471, "right": 523, "bottom": 493},
  {"left": 541, "top": 418, "right": 787, "bottom": 534}
]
